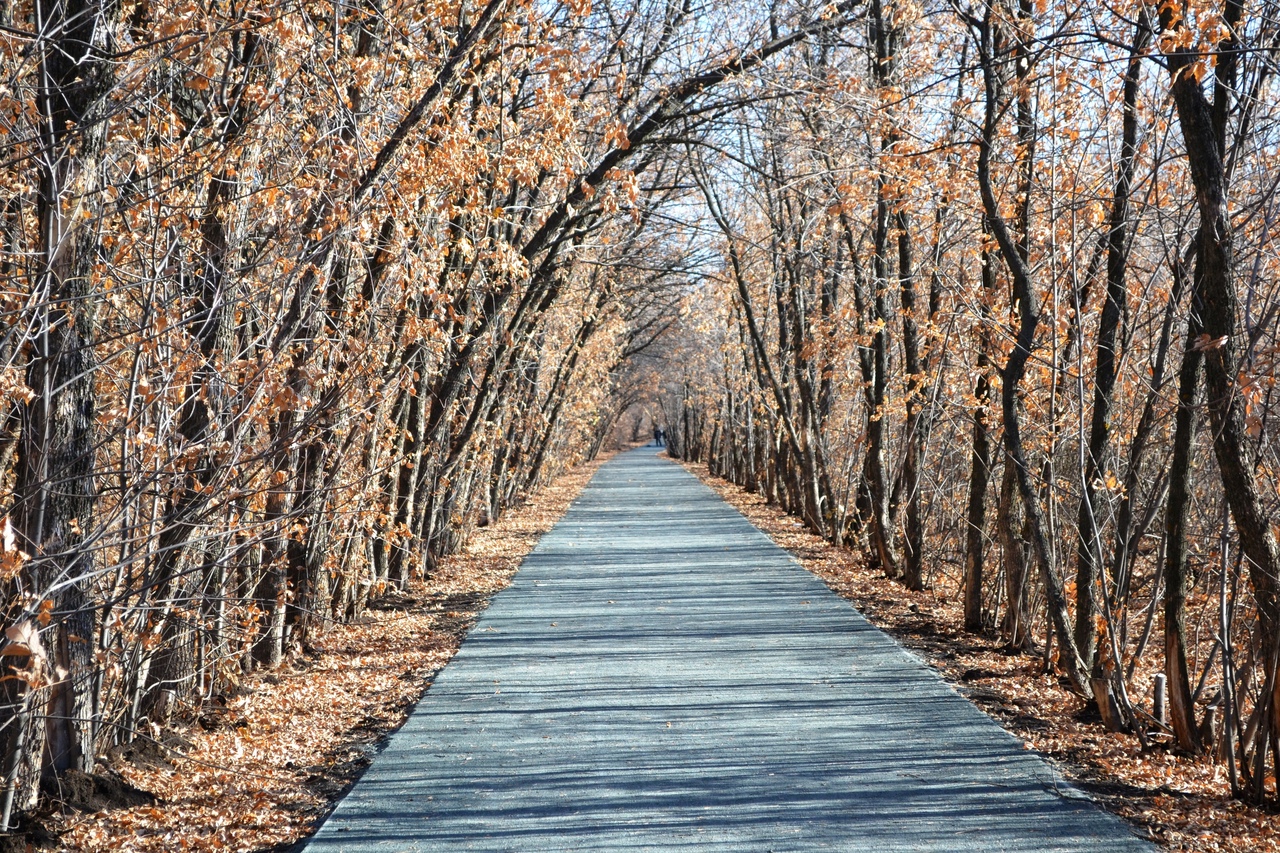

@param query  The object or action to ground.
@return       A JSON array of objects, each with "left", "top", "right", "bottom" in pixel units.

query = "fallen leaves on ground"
[
  {"left": 681, "top": 458, "right": 1280, "bottom": 853},
  {"left": 54, "top": 456, "right": 610, "bottom": 853},
  {"left": 51, "top": 451, "right": 1272, "bottom": 851}
]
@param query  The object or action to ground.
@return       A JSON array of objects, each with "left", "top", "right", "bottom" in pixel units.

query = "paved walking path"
[{"left": 305, "top": 448, "right": 1153, "bottom": 852}]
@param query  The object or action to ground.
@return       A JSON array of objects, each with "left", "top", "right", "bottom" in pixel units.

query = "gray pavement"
[{"left": 305, "top": 447, "right": 1154, "bottom": 852}]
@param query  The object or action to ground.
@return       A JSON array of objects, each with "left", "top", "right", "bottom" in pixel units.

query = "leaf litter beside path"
[
  {"left": 51, "top": 455, "right": 612, "bottom": 853},
  {"left": 679, "top": 457, "right": 1279, "bottom": 853}
]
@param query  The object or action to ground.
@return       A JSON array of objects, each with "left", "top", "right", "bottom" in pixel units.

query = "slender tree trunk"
[
  {"left": 1165, "top": 284, "right": 1204, "bottom": 753},
  {"left": 1073, "top": 11, "right": 1150, "bottom": 673},
  {"left": 998, "top": 459, "right": 1031, "bottom": 648},
  {"left": 898, "top": 208, "right": 926, "bottom": 590},
  {"left": 1111, "top": 244, "right": 1187, "bottom": 599},
  {"left": 969, "top": 4, "right": 1090, "bottom": 692},
  {"left": 964, "top": 244, "right": 996, "bottom": 633}
]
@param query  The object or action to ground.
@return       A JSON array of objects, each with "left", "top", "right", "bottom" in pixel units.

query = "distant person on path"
[{"left": 653, "top": 426, "right": 665, "bottom": 447}]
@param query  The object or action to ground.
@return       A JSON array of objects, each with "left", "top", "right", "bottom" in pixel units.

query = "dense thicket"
[{"left": 659, "top": 0, "right": 1280, "bottom": 805}]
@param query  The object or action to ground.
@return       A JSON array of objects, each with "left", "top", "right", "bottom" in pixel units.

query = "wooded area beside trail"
[
  {"left": 657, "top": 0, "right": 1280, "bottom": 811},
  {"left": 0, "top": 0, "right": 1277, "bottom": 836}
]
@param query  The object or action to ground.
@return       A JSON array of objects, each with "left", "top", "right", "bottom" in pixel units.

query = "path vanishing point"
[{"left": 304, "top": 447, "right": 1154, "bottom": 852}]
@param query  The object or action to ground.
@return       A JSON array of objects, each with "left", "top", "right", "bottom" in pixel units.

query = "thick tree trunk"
[
  {"left": 1164, "top": 0, "right": 1280, "bottom": 775},
  {"left": 5, "top": 0, "right": 122, "bottom": 790},
  {"left": 140, "top": 94, "right": 250, "bottom": 716}
]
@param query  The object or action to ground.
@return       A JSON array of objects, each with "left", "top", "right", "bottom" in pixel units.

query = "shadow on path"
[{"left": 304, "top": 448, "right": 1154, "bottom": 852}]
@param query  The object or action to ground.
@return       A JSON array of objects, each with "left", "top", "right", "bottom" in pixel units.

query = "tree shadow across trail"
[{"left": 304, "top": 449, "right": 1154, "bottom": 852}]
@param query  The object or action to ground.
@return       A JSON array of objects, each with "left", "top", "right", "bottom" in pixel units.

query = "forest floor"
[
  {"left": 679, "top": 458, "right": 1279, "bottom": 853},
  {"left": 27, "top": 453, "right": 614, "bottom": 852}
]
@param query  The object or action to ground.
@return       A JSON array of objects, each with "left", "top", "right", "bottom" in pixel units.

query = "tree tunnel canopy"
[{"left": 1, "top": 0, "right": 1279, "bottom": 822}]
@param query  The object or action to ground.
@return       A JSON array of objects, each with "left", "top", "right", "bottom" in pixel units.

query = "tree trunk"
[
  {"left": 963, "top": 243, "right": 997, "bottom": 633},
  {"left": 1072, "top": 11, "right": 1151, "bottom": 673},
  {"left": 998, "top": 460, "right": 1031, "bottom": 649},
  {"left": 1164, "top": 0, "right": 1280, "bottom": 772},
  {"left": 969, "top": 4, "right": 1090, "bottom": 692},
  {"left": 7, "top": 0, "right": 122, "bottom": 784},
  {"left": 1165, "top": 293, "right": 1204, "bottom": 753},
  {"left": 898, "top": 207, "right": 926, "bottom": 591}
]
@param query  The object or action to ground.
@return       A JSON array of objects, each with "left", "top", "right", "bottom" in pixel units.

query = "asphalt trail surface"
[{"left": 305, "top": 447, "right": 1153, "bottom": 851}]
